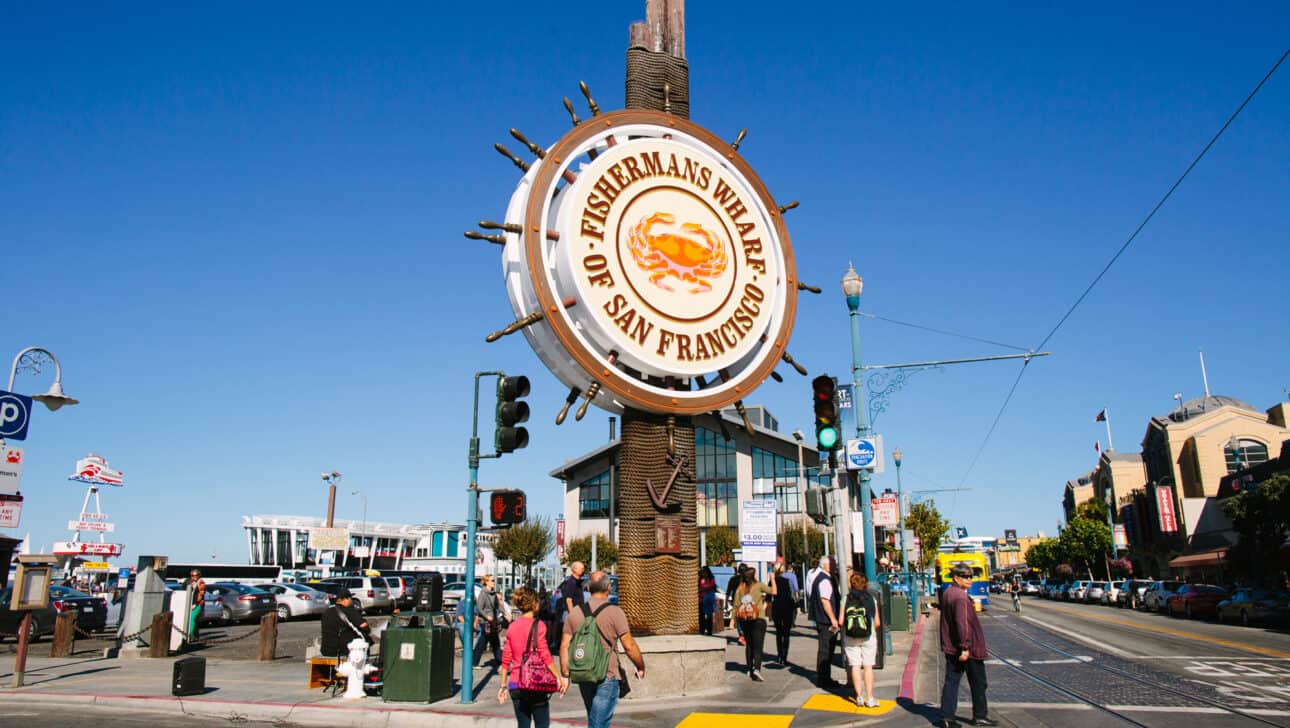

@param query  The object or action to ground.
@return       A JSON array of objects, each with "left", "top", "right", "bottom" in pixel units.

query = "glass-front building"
[{"left": 550, "top": 407, "right": 827, "bottom": 552}]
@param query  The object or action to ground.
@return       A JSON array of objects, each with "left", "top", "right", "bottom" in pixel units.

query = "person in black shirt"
[
  {"left": 320, "top": 590, "right": 370, "bottom": 657},
  {"left": 770, "top": 562, "right": 797, "bottom": 664},
  {"left": 558, "top": 561, "right": 586, "bottom": 618}
]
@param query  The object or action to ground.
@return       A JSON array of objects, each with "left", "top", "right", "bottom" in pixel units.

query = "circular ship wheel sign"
[{"left": 499, "top": 109, "right": 798, "bottom": 415}]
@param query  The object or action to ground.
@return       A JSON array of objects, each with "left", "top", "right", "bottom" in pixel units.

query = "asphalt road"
[
  {"left": 966, "top": 595, "right": 1290, "bottom": 727},
  {"left": 1, "top": 706, "right": 282, "bottom": 727}
]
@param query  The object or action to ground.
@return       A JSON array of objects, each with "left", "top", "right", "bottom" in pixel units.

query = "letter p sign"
[{"left": 0, "top": 391, "right": 32, "bottom": 441}]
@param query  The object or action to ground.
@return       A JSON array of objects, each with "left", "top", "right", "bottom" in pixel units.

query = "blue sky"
[{"left": 2, "top": 3, "right": 1287, "bottom": 561}]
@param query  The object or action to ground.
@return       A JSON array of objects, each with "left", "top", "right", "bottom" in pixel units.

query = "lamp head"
[
  {"left": 840, "top": 263, "right": 863, "bottom": 298},
  {"left": 792, "top": 429, "right": 804, "bottom": 442},
  {"left": 892, "top": 447, "right": 902, "bottom": 466},
  {"left": 31, "top": 381, "right": 78, "bottom": 412}
]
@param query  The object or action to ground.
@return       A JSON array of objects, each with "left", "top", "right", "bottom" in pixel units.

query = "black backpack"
[{"left": 844, "top": 589, "right": 873, "bottom": 639}]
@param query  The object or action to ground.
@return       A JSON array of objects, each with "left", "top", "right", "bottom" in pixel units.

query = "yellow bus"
[{"left": 934, "top": 552, "right": 991, "bottom": 610}]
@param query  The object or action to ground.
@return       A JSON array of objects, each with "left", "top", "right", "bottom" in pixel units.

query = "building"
[
  {"left": 550, "top": 407, "right": 826, "bottom": 564},
  {"left": 242, "top": 514, "right": 495, "bottom": 580},
  {"left": 1058, "top": 395, "right": 1290, "bottom": 579}
]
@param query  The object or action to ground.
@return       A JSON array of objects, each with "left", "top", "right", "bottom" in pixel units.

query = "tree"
[
  {"left": 906, "top": 500, "right": 950, "bottom": 569},
  {"left": 1223, "top": 473, "right": 1290, "bottom": 584},
  {"left": 1024, "top": 538, "right": 1061, "bottom": 576},
  {"left": 1109, "top": 557, "right": 1133, "bottom": 577},
  {"left": 562, "top": 534, "right": 618, "bottom": 570},
  {"left": 1076, "top": 498, "right": 1109, "bottom": 523},
  {"left": 778, "top": 523, "right": 827, "bottom": 570},
  {"left": 491, "top": 515, "right": 552, "bottom": 580},
  {"left": 703, "top": 525, "right": 739, "bottom": 566},
  {"left": 1058, "top": 517, "right": 1112, "bottom": 579}
]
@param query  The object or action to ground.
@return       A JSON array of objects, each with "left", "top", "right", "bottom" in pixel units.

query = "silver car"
[
  {"left": 261, "top": 582, "right": 330, "bottom": 621},
  {"left": 319, "top": 576, "right": 393, "bottom": 613},
  {"left": 1085, "top": 581, "right": 1107, "bottom": 603}
]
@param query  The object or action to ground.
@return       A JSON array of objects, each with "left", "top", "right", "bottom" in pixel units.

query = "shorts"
[{"left": 844, "top": 634, "right": 878, "bottom": 667}]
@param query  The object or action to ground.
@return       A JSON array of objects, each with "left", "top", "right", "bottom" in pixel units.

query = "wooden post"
[
  {"left": 50, "top": 612, "right": 76, "bottom": 658},
  {"left": 258, "top": 612, "right": 277, "bottom": 661},
  {"left": 148, "top": 611, "right": 172, "bottom": 658},
  {"left": 12, "top": 611, "right": 33, "bottom": 687}
]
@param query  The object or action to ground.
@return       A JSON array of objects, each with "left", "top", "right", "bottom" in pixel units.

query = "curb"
[
  {"left": 0, "top": 691, "right": 587, "bottom": 727},
  {"left": 898, "top": 612, "right": 926, "bottom": 703}
]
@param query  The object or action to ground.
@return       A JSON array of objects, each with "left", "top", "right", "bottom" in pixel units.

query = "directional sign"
[
  {"left": 0, "top": 390, "right": 33, "bottom": 441},
  {"left": 0, "top": 445, "right": 23, "bottom": 495},
  {"left": 0, "top": 494, "right": 22, "bottom": 528}
]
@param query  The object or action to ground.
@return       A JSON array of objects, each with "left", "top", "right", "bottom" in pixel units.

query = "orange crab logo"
[{"left": 627, "top": 212, "right": 729, "bottom": 293}]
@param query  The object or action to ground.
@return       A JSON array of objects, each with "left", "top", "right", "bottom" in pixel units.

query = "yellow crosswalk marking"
[
  {"left": 676, "top": 713, "right": 794, "bottom": 727},
  {"left": 800, "top": 694, "right": 897, "bottom": 715}
]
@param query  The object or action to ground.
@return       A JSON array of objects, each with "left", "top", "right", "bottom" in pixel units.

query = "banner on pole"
[
  {"left": 739, "top": 499, "right": 777, "bottom": 563},
  {"left": 850, "top": 510, "right": 865, "bottom": 554}
]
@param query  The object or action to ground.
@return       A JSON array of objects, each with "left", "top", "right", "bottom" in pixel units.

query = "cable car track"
[{"left": 986, "top": 613, "right": 1286, "bottom": 727}]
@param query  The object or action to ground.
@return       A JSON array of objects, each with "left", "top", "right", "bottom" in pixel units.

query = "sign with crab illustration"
[{"left": 497, "top": 109, "right": 799, "bottom": 415}]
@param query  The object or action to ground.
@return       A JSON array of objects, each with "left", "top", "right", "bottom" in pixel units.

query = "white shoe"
[{"left": 864, "top": 697, "right": 881, "bottom": 708}]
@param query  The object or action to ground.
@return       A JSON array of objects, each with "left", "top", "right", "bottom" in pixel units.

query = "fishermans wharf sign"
[{"left": 496, "top": 109, "right": 799, "bottom": 416}]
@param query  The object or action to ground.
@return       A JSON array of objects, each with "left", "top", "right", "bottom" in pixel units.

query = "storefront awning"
[{"left": 1168, "top": 548, "right": 1228, "bottom": 568}]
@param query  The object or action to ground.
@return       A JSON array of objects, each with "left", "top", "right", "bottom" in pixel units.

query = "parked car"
[
  {"left": 260, "top": 582, "right": 330, "bottom": 621},
  {"left": 382, "top": 577, "right": 415, "bottom": 609},
  {"left": 1141, "top": 580, "right": 1183, "bottom": 612},
  {"left": 0, "top": 586, "right": 58, "bottom": 641},
  {"left": 1067, "top": 580, "right": 1089, "bottom": 601},
  {"left": 441, "top": 580, "right": 470, "bottom": 611},
  {"left": 1103, "top": 580, "right": 1126, "bottom": 605},
  {"left": 318, "top": 576, "right": 394, "bottom": 614},
  {"left": 1166, "top": 584, "right": 1229, "bottom": 619},
  {"left": 1084, "top": 582, "right": 1108, "bottom": 604},
  {"left": 163, "top": 582, "right": 224, "bottom": 624},
  {"left": 48, "top": 585, "right": 109, "bottom": 632},
  {"left": 205, "top": 582, "right": 276, "bottom": 624},
  {"left": 1217, "top": 589, "right": 1290, "bottom": 626},
  {"left": 1022, "top": 580, "right": 1042, "bottom": 596},
  {"left": 1043, "top": 579, "right": 1065, "bottom": 599},
  {"left": 1118, "top": 579, "right": 1154, "bottom": 609}
]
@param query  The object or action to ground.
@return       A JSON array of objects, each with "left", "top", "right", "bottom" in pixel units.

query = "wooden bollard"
[
  {"left": 50, "top": 612, "right": 77, "bottom": 657},
  {"left": 149, "top": 612, "right": 173, "bottom": 658},
  {"left": 258, "top": 611, "right": 277, "bottom": 661}
]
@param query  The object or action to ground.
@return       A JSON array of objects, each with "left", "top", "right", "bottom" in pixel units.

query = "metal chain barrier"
[{"left": 170, "top": 622, "right": 264, "bottom": 646}]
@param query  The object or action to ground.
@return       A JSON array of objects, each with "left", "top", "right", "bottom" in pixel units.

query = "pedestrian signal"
[
  {"left": 805, "top": 487, "right": 830, "bottom": 524},
  {"left": 490, "top": 490, "right": 527, "bottom": 526}
]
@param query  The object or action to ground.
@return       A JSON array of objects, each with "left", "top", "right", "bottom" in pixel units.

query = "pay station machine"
[{"left": 119, "top": 555, "right": 168, "bottom": 657}]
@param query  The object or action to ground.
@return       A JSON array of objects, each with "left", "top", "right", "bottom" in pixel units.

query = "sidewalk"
[{"left": 0, "top": 612, "right": 942, "bottom": 727}]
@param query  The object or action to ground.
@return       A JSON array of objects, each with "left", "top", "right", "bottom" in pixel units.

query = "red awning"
[{"left": 1168, "top": 549, "right": 1228, "bottom": 568}]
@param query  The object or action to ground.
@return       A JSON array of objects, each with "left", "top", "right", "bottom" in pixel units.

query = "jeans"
[
  {"left": 578, "top": 677, "right": 620, "bottom": 728},
  {"left": 512, "top": 690, "right": 551, "bottom": 728},
  {"left": 699, "top": 593, "right": 716, "bottom": 635},
  {"left": 772, "top": 613, "right": 794, "bottom": 662},
  {"left": 474, "top": 620, "right": 501, "bottom": 666},
  {"left": 941, "top": 655, "right": 989, "bottom": 721},
  {"left": 740, "top": 618, "right": 766, "bottom": 671},
  {"left": 816, "top": 625, "right": 837, "bottom": 684}
]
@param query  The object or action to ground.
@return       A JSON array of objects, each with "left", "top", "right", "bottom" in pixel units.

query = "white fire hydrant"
[{"left": 336, "top": 637, "right": 375, "bottom": 700}]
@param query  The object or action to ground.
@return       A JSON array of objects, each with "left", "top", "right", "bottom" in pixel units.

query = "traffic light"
[
  {"left": 495, "top": 375, "right": 531, "bottom": 454},
  {"left": 490, "top": 489, "right": 527, "bottom": 526},
  {"left": 805, "top": 487, "right": 830, "bottom": 524},
  {"left": 812, "top": 375, "right": 841, "bottom": 451}
]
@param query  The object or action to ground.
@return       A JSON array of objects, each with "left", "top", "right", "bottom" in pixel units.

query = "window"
[
  {"left": 1225, "top": 439, "right": 1270, "bottom": 473},
  {"left": 580, "top": 471, "right": 611, "bottom": 519},
  {"left": 752, "top": 447, "right": 802, "bottom": 513},
  {"left": 696, "top": 427, "right": 737, "bottom": 526},
  {"left": 432, "top": 531, "right": 445, "bottom": 557}
]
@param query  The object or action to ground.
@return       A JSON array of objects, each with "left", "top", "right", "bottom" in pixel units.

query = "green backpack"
[{"left": 567, "top": 603, "right": 613, "bottom": 683}]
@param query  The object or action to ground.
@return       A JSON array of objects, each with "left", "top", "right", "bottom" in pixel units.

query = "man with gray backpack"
[{"left": 560, "top": 571, "right": 645, "bottom": 728}]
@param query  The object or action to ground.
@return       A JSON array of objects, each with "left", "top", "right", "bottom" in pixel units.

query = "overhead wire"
[
  {"left": 858, "top": 311, "right": 1030, "bottom": 352},
  {"left": 945, "top": 48, "right": 1288, "bottom": 526}
]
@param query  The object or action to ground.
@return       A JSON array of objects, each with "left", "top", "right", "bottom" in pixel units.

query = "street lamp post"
[
  {"left": 842, "top": 264, "right": 876, "bottom": 583},
  {"left": 321, "top": 472, "right": 341, "bottom": 528},
  {"left": 6, "top": 347, "right": 79, "bottom": 411},
  {"left": 892, "top": 448, "right": 914, "bottom": 601},
  {"left": 793, "top": 430, "right": 809, "bottom": 577}
]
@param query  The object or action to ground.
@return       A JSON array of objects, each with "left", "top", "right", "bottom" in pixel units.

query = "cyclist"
[{"left": 1009, "top": 580, "right": 1021, "bottom": 612}]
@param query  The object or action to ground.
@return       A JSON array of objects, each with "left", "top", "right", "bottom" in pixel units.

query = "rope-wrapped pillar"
[{"left": 617, "top": 411, "right": 698, "bottom": 634}]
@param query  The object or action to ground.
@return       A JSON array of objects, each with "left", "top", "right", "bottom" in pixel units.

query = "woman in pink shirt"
[{"left": 498, "top": 586, "right": 567, "bottom": 728}]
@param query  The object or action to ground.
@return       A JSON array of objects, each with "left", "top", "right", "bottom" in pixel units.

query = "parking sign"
[{"left": 0, "top": 390, "right": 33, "bottom": 441}]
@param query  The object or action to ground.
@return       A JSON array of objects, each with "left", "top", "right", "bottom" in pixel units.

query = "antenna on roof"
[{"left": 1199, "top": 349, "right": 1211, "bottom": 399}]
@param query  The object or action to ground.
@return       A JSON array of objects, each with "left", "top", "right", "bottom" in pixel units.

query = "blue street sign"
[
  {"left": 0, "top": 390, "right": 33, "bottom": 441},
  {"left": 846, "top": 438, "right": 876, "bottom": 470}
]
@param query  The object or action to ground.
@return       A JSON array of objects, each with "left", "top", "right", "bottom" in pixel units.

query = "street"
[{"left": 961, "top": 596, "right": 1290, "bottom": 727}]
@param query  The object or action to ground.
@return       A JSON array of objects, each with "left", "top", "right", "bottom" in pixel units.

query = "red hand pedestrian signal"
[{"left": 489, "top": 490, "right": 526, "bottom": 526}]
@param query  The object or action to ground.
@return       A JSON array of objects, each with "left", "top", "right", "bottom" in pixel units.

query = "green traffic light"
[{"left": 818, "top": 426, "right": 839, "bottom": 450}]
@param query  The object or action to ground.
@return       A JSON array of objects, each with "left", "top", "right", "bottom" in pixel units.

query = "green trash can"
[
  {"left": 888, "top": 593, "right": 910, "bottom": 631},
  {"left": 381, "top": 624, "right": 455, "bottom": 703}
]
